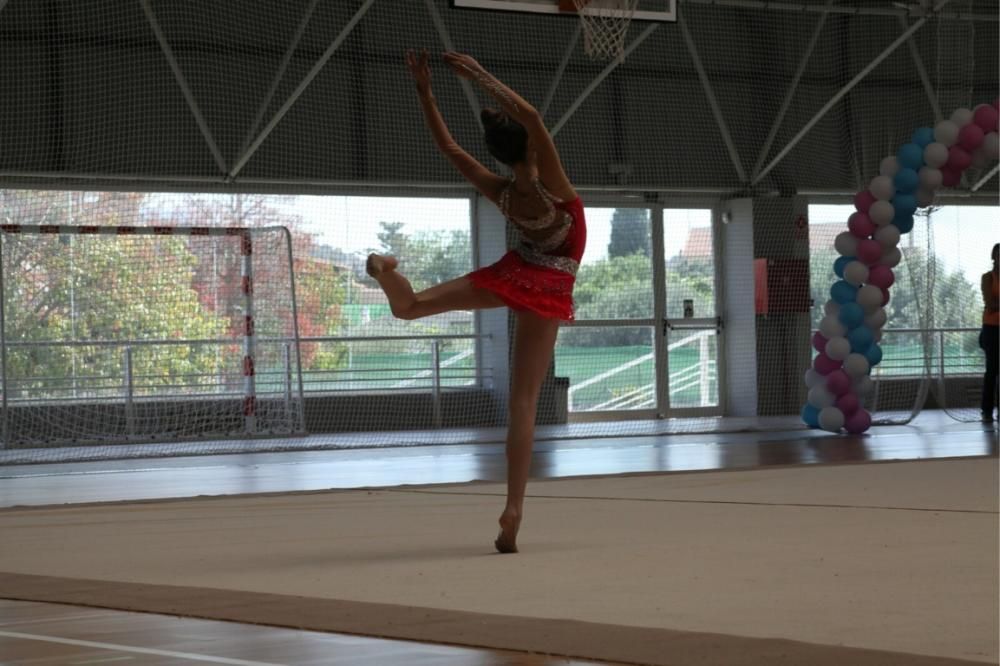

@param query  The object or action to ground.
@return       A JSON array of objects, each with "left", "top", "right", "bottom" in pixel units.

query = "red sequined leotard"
[{"left": 467, "top": 178, "right": 587, "bottom": 321}]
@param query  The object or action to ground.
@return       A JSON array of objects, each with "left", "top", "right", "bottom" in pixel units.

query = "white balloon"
[
  {"left": 869, "top": 200, "right": 895, "bottom": 226},
  {"left": 869, "top": 175, "right": 896, "bottom": 201},
  {"left": 805, "top": 368, "right": 824, "bottom": 388},
  {"left": 950, "top": 107, "right": 973, "bottom": 127},
  {"left": 809, "top": 385, "right": 836, "bottom": 409},
  {"left": 819, "top": 406, "right": 845, "bottom": 432},
  {"left": 983, "top": 132, "right": 999, "bottom": 161},
  {"left": 880, "top": 247, "right": 902, "bottom": 268},
  {"left": 843, "top": 261, "right": 869, "bottom": 287},
  {"left": 878, "top": 156, "right": 900, "bottom": 177},
  {"left": 923, "top": 142, "right": 949, "bottom": 168},
  {"left": 824, "top": 300, "right": 841, "bottom": 318},
  {"left": 857, "top": 285, "right": 883, "bottom": 313},
  {"left": 835, "top": 231, "right": 859, "bottom": 257},
  {"left": 820, "top": 315, "right": 847, "bottom": 339},
  {"left": 873, "top": 328, "right": 883, "bottom": 343},
  {"left": 874, "top": 224, "right": 901, "bottom": 249},
  {"left": 853, "top": 375, "right": 874, "bottom": 396},
  {"left": 865, "top": 307, "right": 887, "bottom": 330},
  {"left": 916, "top": 188, "right": 936, "bottom": 208},
  {"left": 918, "top": 167, "right": 943, "bottom": 190},
  {"left": 843, "top": 353, "right": 871, "bottom": 379},
  {"left": 826, "top": 336, "right": 852, "bottom": 361},
  {"left": 934, "top": 120, "right": 960, "bottom": 147}
]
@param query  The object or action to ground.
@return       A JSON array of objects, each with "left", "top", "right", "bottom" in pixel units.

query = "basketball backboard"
[{"left": 451, "top": 0, "right": 676, "bottom": 23}]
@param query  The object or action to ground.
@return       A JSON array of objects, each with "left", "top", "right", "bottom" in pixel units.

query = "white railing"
[
  {"left": 1, "top": 334, "right": 491, "bottom": 404},
  {"left": 812, "top": 327, "right": 982, "bottom": 378},
  {"left": 567, "top": 329, "right": 717, "bottom": 412}
]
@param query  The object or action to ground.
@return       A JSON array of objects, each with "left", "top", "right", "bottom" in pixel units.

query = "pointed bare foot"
[
  {"left": 365, "top": 254, "right": 398, "bottom": 278},
  {"left": 495, "top": 508, "right": 521, "bottom": 554}
]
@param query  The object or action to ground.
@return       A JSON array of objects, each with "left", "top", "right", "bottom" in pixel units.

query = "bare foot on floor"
[
  {"left": 495, "top": 508, "right": 521, "bottom": 554},
  {"left": 366, "top": 254, "right": 398, "bottom": 278}
]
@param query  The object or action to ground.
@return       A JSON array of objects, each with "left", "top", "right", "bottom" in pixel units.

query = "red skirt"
[{"left": 466, "top": 197, "right": 586, "bottom": 322}]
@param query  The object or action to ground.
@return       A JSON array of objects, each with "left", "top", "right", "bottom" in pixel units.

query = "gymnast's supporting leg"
[{"left": 496, "top": 309, "right": 561, "bottom": 554}]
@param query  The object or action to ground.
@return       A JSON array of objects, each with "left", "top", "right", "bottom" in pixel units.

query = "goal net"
[{"left": 0, "top": 220, "right": 305, "bottom": 450}]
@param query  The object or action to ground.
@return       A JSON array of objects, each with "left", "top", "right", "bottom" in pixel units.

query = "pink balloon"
[
  {"left": 853, "top": 189, "right": 876, "bottom": 214},
  {"left": 848, "top": 212, "right": 875, "bottom": 238},
  {"left": 856, "top": 239, "right": 882, "bottom": 265},
  {"left": 941, "top": 168, "right": 961, "bottom": 187},
  {"left": 868, "top": 265, "right": 895, "bottom": 289},
  {"left": 946, "top": 145, "right": 972, "bottom": 172},
  {"left": 826, "top": 369, "right": 851, "bottom": 396},
  {"left": 812, "top": 331, "right": 829, "bottom": 353},
  {"left": 976, "top": 104, "right": 1000, "bottom": 133},
  {"left": 958, "top": 123, "right": 985, "bottom": 152},
  {"left": 814, "top": 353, "right": 842, "bottom": 375},
  {"left": 844, "top": 409, "right": 872, "bottom": 434},
  {"left": 836, "top": 392, "right": 860, "bottom": 416},
  {"left": 994, "top": 98, "right": 1000, "bottom": 110},
  {"left": 881, "top": 288, "right": 891, "bottom": 307}
]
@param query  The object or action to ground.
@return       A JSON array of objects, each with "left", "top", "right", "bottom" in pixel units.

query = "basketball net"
[{"left": 568, "top": 0, "right": 639, "bottom": 61}]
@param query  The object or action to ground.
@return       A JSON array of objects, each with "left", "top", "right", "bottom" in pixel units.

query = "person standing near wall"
[{"left": 980, "top": 243, "right": 999, "bottom": 425}]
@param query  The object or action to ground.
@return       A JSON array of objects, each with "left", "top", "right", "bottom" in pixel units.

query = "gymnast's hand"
[
  {"left": 405, "top": 48, "right": 431, "bottom": 94},
  {"left": 442, "top": 51, "right": 484, "bottom": 79}
]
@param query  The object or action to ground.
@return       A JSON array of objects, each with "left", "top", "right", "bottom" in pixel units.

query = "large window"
[
  {"left": 0, "top": 190, "right": 476, "bottom": 401},
  {"left": 558, "top": 207, "right": 654, "bottom": 413},
  {"left": 289, "top": 195, "right": 475, "bottom": 392},
  {"left": 556, "top": 205, "right": 719, "bottom": 415},
  {"left": 809, "top": 203, "right": 996, "bottom": 377}
]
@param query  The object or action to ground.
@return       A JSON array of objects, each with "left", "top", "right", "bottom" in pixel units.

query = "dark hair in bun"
[{"left": 481, "top": 108, "right": 528, "bottom": 166}]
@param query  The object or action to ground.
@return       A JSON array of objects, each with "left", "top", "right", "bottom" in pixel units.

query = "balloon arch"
[{"left": 803, "top": 100, "right": 1000, "bottom": 434}]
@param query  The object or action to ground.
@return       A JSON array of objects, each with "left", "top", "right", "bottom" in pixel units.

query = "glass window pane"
[
  {"left": 0, "top": 191, "right": 477, "bottom": 402},
  {"left": 664, "top": 209, "right": 714, "bottom": 319},
  {"left": 666, "top": 328, "right": 719, "bottom": 408},
  {"left": 809, "top": 203, "right": 996, "bottom": 380},
  {"left": 556, "top": 326, "right": 655, "bottom": 412},
  {"left": 575, "top": 207, "right": 653, "bottom": 320}
]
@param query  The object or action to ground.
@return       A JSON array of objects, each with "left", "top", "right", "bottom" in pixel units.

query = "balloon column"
[{"left": 803, "top": 100, "right": 1000, "bottom": 434}]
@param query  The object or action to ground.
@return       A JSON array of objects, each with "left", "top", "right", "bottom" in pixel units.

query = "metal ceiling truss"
[{"left": 752, "top": 0, "right": 956, "bottom": 187}]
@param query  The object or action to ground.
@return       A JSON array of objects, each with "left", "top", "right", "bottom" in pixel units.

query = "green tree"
[
  {"left": 810, "top": 248, "right": 840, "bottom": 329},
  {"left": 810, "top": 246, "right": 980, "bottom": 331},
  {"left": 376, "top": 221, "right": 409, "bottom": 259},
  {"left": 608, "top": 208, "right": 651, "bottom": 258},
  {"left": 371, "top": 221, "right": 472, "bottom": 290},
  {"left": 889, "top": 249, "right": 979, "bottom": 330},
  {"left": 567, "top": 254, "right": 653, "bottom": 346},
  {"left": 406, "top": 229, "right": 472, "bottom": 290},
  {"left": 0, "top": 190, "right": 228, "bottom": 398},
  {"left": 180, "top": 194, "right": 348, "bottom": 369}
]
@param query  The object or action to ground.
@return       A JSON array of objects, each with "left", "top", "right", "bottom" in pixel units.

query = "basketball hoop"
[{"left": 563, "top": 0, "right": 639, "bottom": 61}]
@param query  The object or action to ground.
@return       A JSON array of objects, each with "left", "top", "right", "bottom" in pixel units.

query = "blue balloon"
[
  {"left": 911, "top": 127, "right": 935, "bottom": 148},
  {"left": 865, "top": 343, "right": 883, "bottom": 367},
  {"left": 834, "top": 255, "right": 854, "bottom": 279},
  {"left": 831, "top": 280, "right": 858, "bottom": 304},
  {"left": 894, "top": 168, "right": 919, "bottom": 194},
  {"left": 838, "top": 302, "right": 865, "bottom": 329},
  {"left": 802, "top": 403, "right": 820, "bottom": 428},
  {"left": 893, "top": 193, "right": 918, "bottom": 215},
  {"left": 894, "top": 213, "right": 915, "bottom": 234},
  {"left": 897, "top": 142, "right": 925, "bottom": 171},
  {"left": 848, "top": 325, "right": 874, "bottom": 353}
]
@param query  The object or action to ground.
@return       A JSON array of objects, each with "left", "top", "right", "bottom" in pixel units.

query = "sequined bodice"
[
  {"left": 499, "top": 178, "right": 574, "bottom": 253},
  {"left": 499, "top": 178, "right": 580, "bottom": 276}
]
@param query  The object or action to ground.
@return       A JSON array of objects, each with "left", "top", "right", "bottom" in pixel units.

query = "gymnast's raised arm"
[{"left": 406, "top": 49, "right": 507, "bottom": 203}]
